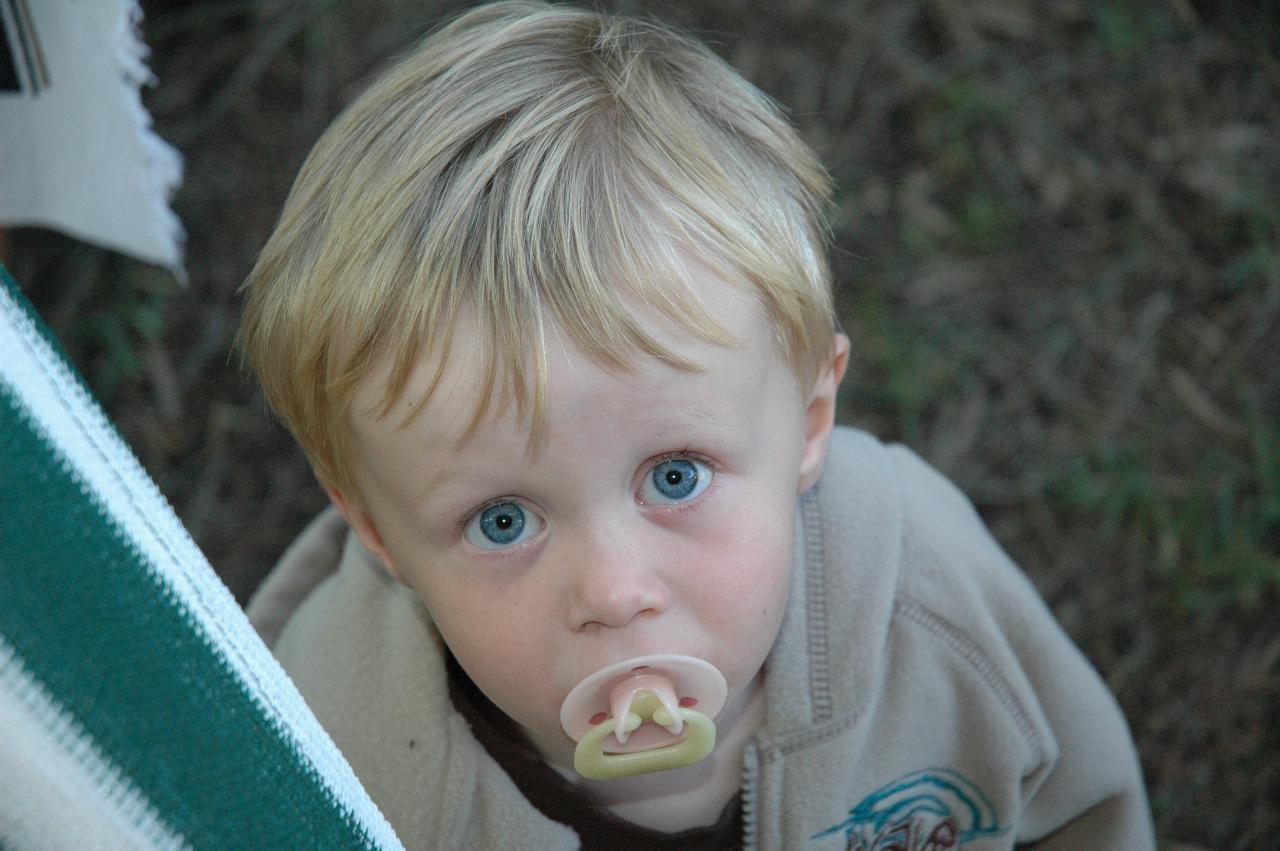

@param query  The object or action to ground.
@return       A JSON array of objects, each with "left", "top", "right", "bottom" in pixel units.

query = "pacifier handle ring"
[{"left": 573, "top": 708, "right": 717, "bottom": 781}]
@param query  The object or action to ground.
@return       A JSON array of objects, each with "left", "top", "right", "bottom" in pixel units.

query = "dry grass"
[{"left": 9, "top": 0, "right": 1277, "bottom": 847}]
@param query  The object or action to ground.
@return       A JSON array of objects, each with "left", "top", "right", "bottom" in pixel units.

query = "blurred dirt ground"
[{"left": 8, "top": 0, "right": 1279, "bottom": 847}]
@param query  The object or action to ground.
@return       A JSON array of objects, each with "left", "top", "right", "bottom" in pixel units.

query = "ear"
[
  {"left": 797, "top": 333, "right": 850, "bottom": 495},
  {"left": 322, "top": 482, "right": 411, "bottom": 587}
]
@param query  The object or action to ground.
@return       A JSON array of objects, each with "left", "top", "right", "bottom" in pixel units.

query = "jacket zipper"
[{"left": 741, "top": 742, "right": 759, "bottom": 851}]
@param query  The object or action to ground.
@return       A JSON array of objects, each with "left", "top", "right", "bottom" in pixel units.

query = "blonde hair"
[{"left": 238, "top": 0, "right": 835, "bottom": 498}]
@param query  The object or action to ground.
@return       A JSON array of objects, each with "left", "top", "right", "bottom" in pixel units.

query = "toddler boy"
[{"left": 242, "top": 2, "right": 1155, "bottom": 848}]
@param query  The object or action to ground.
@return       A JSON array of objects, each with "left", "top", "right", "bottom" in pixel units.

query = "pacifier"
[{"left": 559, "top": 654, "right": 728, "bottom": 781}]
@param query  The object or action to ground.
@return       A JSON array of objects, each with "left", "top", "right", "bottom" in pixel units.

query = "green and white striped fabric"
[{"left": 0, "top": 267, "right": 402, "bottom": 850}]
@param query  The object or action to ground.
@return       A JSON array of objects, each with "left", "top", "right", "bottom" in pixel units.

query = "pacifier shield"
[
  {"left": 560, "top": 654, "right": 728, "bottom": 781},
  {"left": 560, "top": 654, "right": 727, "bottom": 742}
]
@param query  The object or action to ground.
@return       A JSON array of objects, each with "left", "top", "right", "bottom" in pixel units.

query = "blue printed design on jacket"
[{"left": 811, "top": 769, "right": 1006, "bottom": 850}]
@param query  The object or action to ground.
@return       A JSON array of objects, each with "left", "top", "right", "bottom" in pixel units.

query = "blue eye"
[
  {"left": 464, "top": 501, "right": 542, "bottom": 550},
  {"left": 639, "top": 458, "right": 712, "bottom": 505}
]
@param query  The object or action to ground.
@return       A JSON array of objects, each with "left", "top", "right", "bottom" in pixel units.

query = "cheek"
[
  {"left": 415, "top": 577, "right": 573, "bottom": 744},
  {"left": 681, "top": 488, "right": 794, "bottom": 634},
  {"left": 411, "top": 573, "right": 547, "bottom": 691},
  {"left": 429, "top": 585, "right": 516, "bottom": 654}
]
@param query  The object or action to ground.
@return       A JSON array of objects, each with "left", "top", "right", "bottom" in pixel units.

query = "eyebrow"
[
  {"left": 617, "top": 392, "right": 758, "bottom": 464},
  {"left": 662, "top": 395, "right": 745, "bottom": 435},
  {"left": 401, "top": 372, "right": 760, "bottom": 507}
]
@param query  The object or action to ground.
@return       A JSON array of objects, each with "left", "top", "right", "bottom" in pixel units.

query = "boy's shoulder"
[
  {"left": 796, "top": 427, "right": 1150, "bottom": 850},
  {"left": 804, "top": 427, "right": 1082, "bottom": 794},
  {"left": 822, "top": 425, "right": 1051, "bottom": 639}
]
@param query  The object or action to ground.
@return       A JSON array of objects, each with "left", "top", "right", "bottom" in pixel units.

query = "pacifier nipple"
[
  {"left": 560, "top": 655, "right": 727, "bottom": 781},
  {"left": 610, "top": 672, "right": 683, "bottom": 744}
]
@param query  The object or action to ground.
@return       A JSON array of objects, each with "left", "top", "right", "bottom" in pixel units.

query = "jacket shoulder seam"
[{"left": 894, "top": 594, "right": 1046, "bottom": 762}]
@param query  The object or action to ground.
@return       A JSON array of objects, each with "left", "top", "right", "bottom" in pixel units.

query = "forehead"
[{"left": 348, "top": 260, "right": 787, "bottom": 456}]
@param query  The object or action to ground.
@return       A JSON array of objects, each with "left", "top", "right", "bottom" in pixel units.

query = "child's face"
[{"left": 332, "top": 264, "right": 845, "bottom": 770}]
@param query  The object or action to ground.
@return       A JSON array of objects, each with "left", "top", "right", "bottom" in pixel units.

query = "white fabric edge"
[
  {"left": 114, "top": 0, "right": 186, "bottom": 279},
  {"left": 0, "top": 286, "right": 402, "bottom": 850},
  {"left": 0, "top": 637, "right": 190, "bottom": 851}
]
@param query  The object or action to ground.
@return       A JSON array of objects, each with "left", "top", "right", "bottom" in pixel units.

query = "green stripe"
[{"left": 0, "top": 385, "right": 382, "bottom": 848}]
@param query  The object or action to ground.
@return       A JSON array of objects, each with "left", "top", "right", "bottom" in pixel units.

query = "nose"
[{"left": 566, "top": 529, "right": 669, "bottom": 632}]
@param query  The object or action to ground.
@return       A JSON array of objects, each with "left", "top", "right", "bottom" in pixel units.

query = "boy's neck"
[{"left": 562, "top": 670, "right": 766, "bottom": 833}]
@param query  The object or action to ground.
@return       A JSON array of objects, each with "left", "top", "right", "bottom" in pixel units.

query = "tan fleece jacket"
[{"left": 248, "top": 427, "right": 1155, "bottom": 850}]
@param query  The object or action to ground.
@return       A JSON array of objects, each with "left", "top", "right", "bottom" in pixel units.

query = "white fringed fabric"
[{"left": 0, "top": 0, "right": 184, "bottom": 276}]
